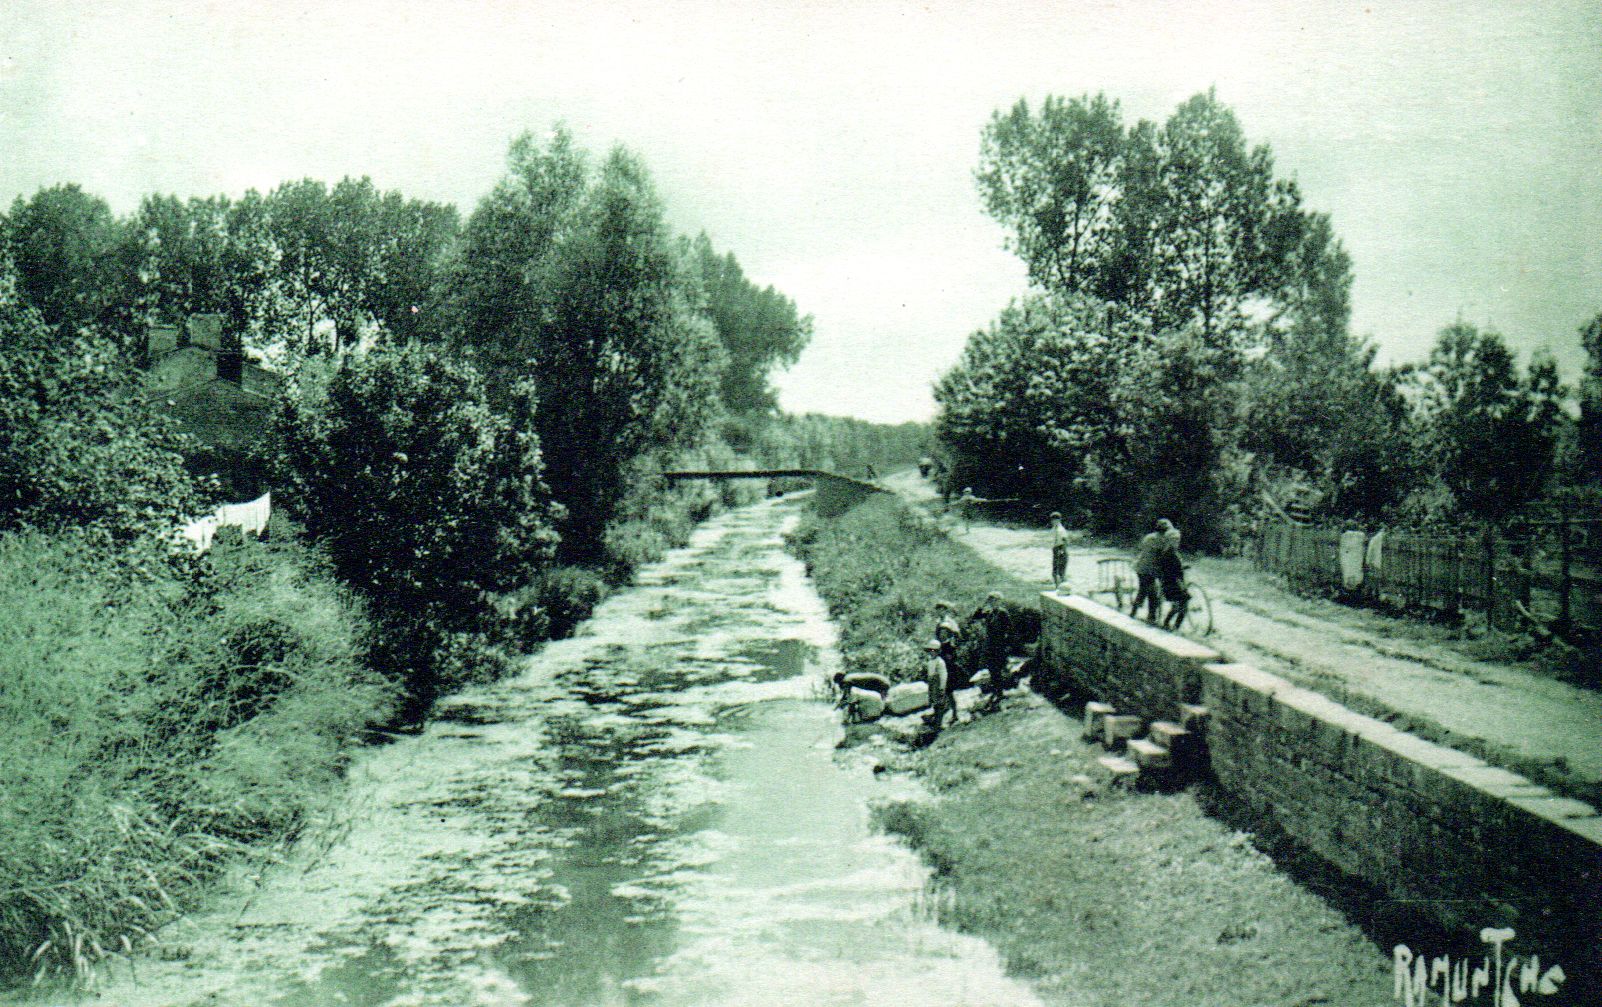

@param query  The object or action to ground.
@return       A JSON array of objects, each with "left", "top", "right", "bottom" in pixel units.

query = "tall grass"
[
  {"left": 0, "top": 531, "right": 391, "bottom": 988},
  {"left": 787, "top": 494, "right": 1040, "bottom": 683}
]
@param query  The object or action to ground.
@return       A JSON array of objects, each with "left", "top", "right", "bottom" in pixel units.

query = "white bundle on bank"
[{"left": 181, "top": 492, "right": 272, "bottom": 552}]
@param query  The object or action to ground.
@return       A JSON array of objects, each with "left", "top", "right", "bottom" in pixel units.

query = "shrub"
[
  {"left": 534, "top": 566, "right": 611, "bottom": 640},
  {"left": 0, "top": 296, "right": 204, "bottom": 545},
  {"left": 270, "top": 346, "right": 560, "bottom": 707},
  {"left": 0, "top": 531, "right": 388, "bottom": 986}
]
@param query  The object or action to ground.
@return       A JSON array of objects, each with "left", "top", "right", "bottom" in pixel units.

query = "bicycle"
[{"left": 1090, "top": 556, "right": 1213, "bottom": 637}]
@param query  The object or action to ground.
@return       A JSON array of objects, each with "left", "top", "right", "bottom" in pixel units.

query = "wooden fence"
[{"left": 1254, "top": 514, "right": 1602, "bottom": 634}]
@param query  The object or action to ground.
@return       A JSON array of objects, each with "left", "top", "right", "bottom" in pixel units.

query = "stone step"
[
  {"left": 1083, "top": 701, "right": 1116, "bottom": 742},
  {"left": 1127, "top": 737, "right": 1171, "bottom": 769},
  {"left": 1095, "top": 754, "right": 1141, "bottom": 787},
  {"left": 1102, "top": 714, "right": 1142, "bottom": 750},
  {"left": 1178, "top": 703, "right": 1209, "bottom": 733},
  {"left": 1148, "top": 720, "right": 1191, "bottom": 752}
]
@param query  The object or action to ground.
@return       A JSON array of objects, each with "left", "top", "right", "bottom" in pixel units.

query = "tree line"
[{"left": 936, "top": 90, "right": 1597, "bottom": 550}]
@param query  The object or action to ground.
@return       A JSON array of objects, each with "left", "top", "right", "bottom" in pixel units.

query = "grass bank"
[
  {"left": 0, "top": 531, "right": 391, "bottom": 990},
  {"left": 790, "top": 494, "right": 1394, "bottom": 1007}
]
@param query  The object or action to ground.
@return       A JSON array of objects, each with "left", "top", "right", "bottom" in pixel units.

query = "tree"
[
  {"left": 1576, "top": 312, "right": 1602, "bottom": 484},
  {"left": 688, "top": 233, "right": 811, "bottom": 414},
  {"left": 3, "top": 184, "right": 126, "bottom": 332},
  {"left": 271, "top": 343, "right": 560, "bottom": 707},
  {"left": 1416, "top": 322, "right": 1565, "bottom": 524},
  {"left": 976, "top": 94, "right": 1126, "bottom": 297},
  {"left": 436, "top": 129, "right": 726, "bottom": 557},
  {"left": 0, "top": 251, "right": 203, "bottom": 544}
]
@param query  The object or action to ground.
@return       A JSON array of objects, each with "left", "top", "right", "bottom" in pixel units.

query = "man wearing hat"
[
  {"left": 923, "top": 638, "right": 957, "bottom": 731},
  {"left": 1049, "top": 511, "right": 1069, "bottom": 588}
]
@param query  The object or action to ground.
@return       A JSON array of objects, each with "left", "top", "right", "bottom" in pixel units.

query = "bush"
[
  {"left": 0, "top": 297, "right": 204, "bottom": 545},
  {"left": 270, "top": 345, "right": 560, "bottom": 707},
  {"left": 0, "top": 531, "right": 389, "bottom": 986},
  {"left": 534, "top": 566, "right": 611, "bottom": 640}
]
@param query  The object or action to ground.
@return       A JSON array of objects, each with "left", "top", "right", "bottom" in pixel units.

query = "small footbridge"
[{"left": 662, "top": 469, "right": 886, "bottom": 516}]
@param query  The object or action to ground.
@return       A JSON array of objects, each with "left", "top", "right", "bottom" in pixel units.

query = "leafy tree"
[
  {"left": 270, "top": 343, "right": 560, "bottom": 707},
  {"left": 933, "top": 293, "right": 1128, "bottom": 510},
  {"left": 437, "top": 129, "right": 725, "bottom": 557},
  {"left": 689, "top": 233, "right": 812, "bottom": 414},
  {"left": 1240, "top": 328, "right": 1416, "bottom": 521},
  {"left": 1416, "top": 322, "right": 1565, "bottom": 524},
  {"left": 976, "top": 94, "right": 1126, "bottom": 297},
  {"left": 3, "top": 184, "right": 127, "bottom": 332},
  {"left": 369, "top": 193, "right": 458, "bottom": 342},
  {"left": 0, "top": 251, "right": 203, "bottom": 543},
  {"left": 1576, "top": 312, "right": 1602, "bottom": 484}
]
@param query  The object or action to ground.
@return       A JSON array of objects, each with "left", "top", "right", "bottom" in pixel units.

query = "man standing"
[
  {"left": 922, "top": 638, "right": 957, "bottom": 731},
  {"left": 1130, "top": 521, "right": 1167, "bottom": 622},
  {"left": 1049, "top": 511, "right": 1069, "bottom": 588},
  {"left": 976, "top": 591, "right": 1013, "bottom": 709}
]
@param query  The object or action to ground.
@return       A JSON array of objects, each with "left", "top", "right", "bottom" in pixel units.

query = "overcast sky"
[{"left": 3, "top": 1, "right": 1598, "bottom": 422}]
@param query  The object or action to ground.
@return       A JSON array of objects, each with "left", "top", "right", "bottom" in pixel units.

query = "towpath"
[{"left": 884, "top": 471, "right": 1602, "bottom": 807}]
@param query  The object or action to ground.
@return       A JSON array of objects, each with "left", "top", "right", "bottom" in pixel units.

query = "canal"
[{"left": 81, "top": 496, "right": 1039, "bottom": 1007}]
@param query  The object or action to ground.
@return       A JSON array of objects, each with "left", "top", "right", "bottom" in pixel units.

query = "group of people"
[
  {"left": 1130, "top": 517, "right": 1189, "bottom": 630},
  {"left": 834, "top": 593, "right": 1018, "bottom": 732}
]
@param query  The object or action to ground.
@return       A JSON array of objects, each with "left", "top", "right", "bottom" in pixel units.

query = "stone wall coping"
[{"left": 1043, "top": 591, "right": 1222, "bottom": 661}]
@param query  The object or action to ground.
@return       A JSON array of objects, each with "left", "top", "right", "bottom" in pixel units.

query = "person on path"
[
  {"left": 1050, "top": 511, "right": 1069, "bottom": 587},
  {"left": 975, "top": 591, "right": 1013, "bottom": 709},
  {"left": 922, "top": 638, "right": 957, "bottom": 731},
  {"left": 956, "top": 487, "right": 978, "bottom": 532},
  {"left": 933, "top": 600, "right": 966, "bottom": 690},
  {"left": 1130, "top": 522, "right": 1169, "bottom": 622},
  {"left": 1154, "top": 521, "right": 1190, "bottom": 630}
]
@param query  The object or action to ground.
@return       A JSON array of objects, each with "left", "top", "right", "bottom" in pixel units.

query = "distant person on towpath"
[{"left": 1050, "top": 511, "right": 1069, "bottom": 587}]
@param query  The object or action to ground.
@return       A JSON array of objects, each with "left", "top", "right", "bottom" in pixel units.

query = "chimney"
[{"left": 146, "top": 323, "right": 179, "bottom": 363}]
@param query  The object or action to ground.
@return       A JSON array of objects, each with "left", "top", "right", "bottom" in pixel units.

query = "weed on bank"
[{"left": 791, "top": 494, "right": 1393, "bottom": 1007}]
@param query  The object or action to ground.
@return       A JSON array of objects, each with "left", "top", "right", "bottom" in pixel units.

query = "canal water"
[{"left": 76, "top": 497, "right": 1040, "bottom": 1007}]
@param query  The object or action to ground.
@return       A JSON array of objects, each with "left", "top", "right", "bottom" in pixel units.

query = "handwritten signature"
[{"left": 1395, "top": 929, "right": 1565, "bottom": 1007}]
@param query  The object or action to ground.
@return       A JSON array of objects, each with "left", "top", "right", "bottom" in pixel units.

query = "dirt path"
[{"left": 884, "top": 472, "right": 1602, "bottom": 805}]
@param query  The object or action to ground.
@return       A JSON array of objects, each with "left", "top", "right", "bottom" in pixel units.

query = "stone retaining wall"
[{"left": 1037, "top": 590, "right": 1602, "bottom": 965}]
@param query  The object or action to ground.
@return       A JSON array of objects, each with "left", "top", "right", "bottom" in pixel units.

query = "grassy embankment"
[
  {"left": 790, "top": 494, "right": 1394, "bottom": 1007},
  {"left": 0, "top": 531, "right": 390, "bottom": 990}
]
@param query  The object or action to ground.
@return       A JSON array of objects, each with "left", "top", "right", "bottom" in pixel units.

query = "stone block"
[
  {"left": 1127, "top": 737, "right": 1171, "bottom": 769},
  {"left": 1177, "top": 703, "right": 1209, "bottom": 733},
  {"left": 1103, "top": 714, "right": 1141, "bottom": 750},
  {"left": 1083, "top": 701, "right": 1116, "bottom": 742},
  {"left": 1095, "top": 754, "right": 1141, "bottom": 788}
]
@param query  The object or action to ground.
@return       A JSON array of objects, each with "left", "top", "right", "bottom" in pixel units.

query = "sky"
[{"left": 2, "top": 0, "right": 1598, "bottom": 423}]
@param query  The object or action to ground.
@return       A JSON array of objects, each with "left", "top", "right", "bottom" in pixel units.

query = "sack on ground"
[
  {"left": 849, "top": 687, "right": 885, "bottom": 721},
  {"left": 886, "top": 681, "right": 931, "bottom": 715}
]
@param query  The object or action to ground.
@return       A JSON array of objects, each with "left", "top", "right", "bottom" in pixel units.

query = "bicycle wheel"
[{"left": 1179, "top": 584, "right": 1213, "bottom": 636}]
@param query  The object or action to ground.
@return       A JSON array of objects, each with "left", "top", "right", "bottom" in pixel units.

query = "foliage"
[
  {"left": 721, "top": 411, "right": 932, "bottom": 480},
  {"left": 1238, "top": 328, "right": 1417, "bottom": 521},
  {"left": 2, "top": 184, "right": 128, "bottom": 333},
  {"left": 436, "top": 128, "right": 726, "bottom": 557},
  {"left": 0, "top": 277, "right": 204, "bottom": 544},
  {"left": 0, "top": 530, "right": 389, "bottom": 986},
  {"left": 975, "top": 90, "right": 1344, "bottom": 342},
  {"left": 1411, "top": 322, "right": 1566, "bottom": 525},
  {"left": 688, "top": 232, "right": 813, "bottom": 413},
  {"left": 1573, "top": 312, "right": 1602, "bottom": 485},
  {"left": 270, "top": 343, "right": 560, "bottom": 709}
]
